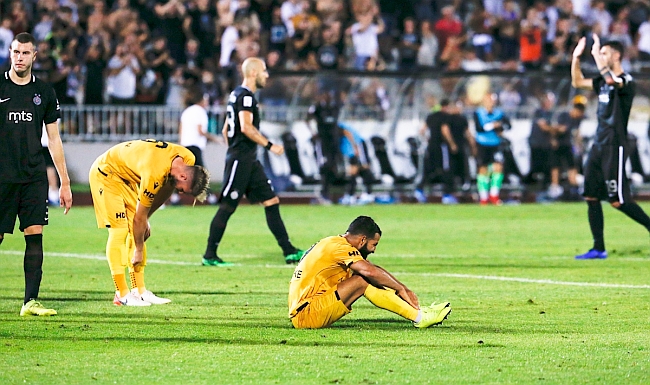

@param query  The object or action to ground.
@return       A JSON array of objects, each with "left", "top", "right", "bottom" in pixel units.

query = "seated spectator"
[
  {"left": 467, "top": 6, "right": 496, "bottom": 61},
  {"left": 183, "top": 0, "right": 217, "bottom": 69},
  {"left": 397, "top": 17, "right": 419, "bottom": 72},
  {"left": 181, "top": 38, "right": 204, "bottom": 83},
  {"left": 267, "top": 6, "right": 289, "bottom": 58},
  {"left": 0, "top": 18, "right": 13, "bottom": 69},
  {"left": 32, "top": 13, "right": 53, "bottom": 42},
  {"left": 417, "top": 20, "right": 438, "bottom": 68},
  {"left": 317, "top": 23, "right": 345, "bottom": 70},
  {"left": 460, "top": 48, "right": 489, "bottom": 72}
]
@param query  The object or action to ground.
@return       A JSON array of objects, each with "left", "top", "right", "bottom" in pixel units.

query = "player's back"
[
  {"left": 96, "top": 139, "right": 194, "bottom": 186},
  {"left": 225, "top": 86, "right": 259, "bottom": 158}
]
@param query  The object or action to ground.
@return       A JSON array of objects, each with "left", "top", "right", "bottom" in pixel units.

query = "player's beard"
[
  {"left": 359, "top": 243, "right": 373, "bottom": 259},
  {"left": 256, "top": 76, "right": 266, "bottom": 89}
]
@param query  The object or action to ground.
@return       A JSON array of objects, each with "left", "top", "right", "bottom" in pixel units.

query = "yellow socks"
[
  {"left": 364, "top": 285, "right": 419, "bottom": 321},
  {"left": 129, "top": 270, "right": 146, "bottom": 294},
  {"left": 113, "top": 274, "right": 129, "bottom": 297}
]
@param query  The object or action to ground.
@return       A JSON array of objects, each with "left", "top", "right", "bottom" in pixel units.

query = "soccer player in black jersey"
[
  {"left": 571, "top": 34, "right": 650, "bottom": 259},
  {"left": 0, "top": 33, "right": 73, "bottom": 316},
  {"left": 202, "top": 57, "right": 303, "bottom": 266}
]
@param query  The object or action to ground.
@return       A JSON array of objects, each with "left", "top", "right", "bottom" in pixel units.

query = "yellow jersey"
[
  {"left": 288, "top": 236, "right": 363, "bottom": 317},
  {"left": 94, "top": 139, "right": 195, "bottom": 207}
]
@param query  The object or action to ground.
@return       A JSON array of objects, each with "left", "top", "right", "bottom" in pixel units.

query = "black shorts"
[
  {"left": 185, "top": 145, "right": 204, "bottom": 167},
  {"left": 529, "top": 147, "right": 552, "bottom": 176},
  {"left": 583, "top": 144, "right": 631, "bottom": 203},
  {"left": 0, "top": 176, "right": 49, "bottom": 233},
  {"left": 41, "top": 147, "right": 54, "bottom": 167},
  {"left": 218, "top": 156, "right": 276, "bottom": 205},
  {"left": 551, "top": 145, "right": 574, "bottom": 170},
  {"left": 476, "top": 145, "right": 504, "bottom": 167}
]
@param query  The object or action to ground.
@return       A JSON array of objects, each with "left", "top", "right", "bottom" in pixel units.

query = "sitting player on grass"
[{"left": 288, "top": 216, "right": 451, "bottom": 329}]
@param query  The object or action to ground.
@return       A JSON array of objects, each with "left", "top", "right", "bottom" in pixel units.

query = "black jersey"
[
  {"left": 448, "top": 113, "right": 469, "bottom": 146},
  {"left": 225, "top": 86, "right": 259, "bottom": 159},
  {"left": 592, "top": 74, "right": 634, "bottom": 146},
  {"left": 308, "top": 100, "right": 340, "bottom": 154},
  {"left": 0, "top": 72, "right": 61, "bottom": 183},
  {"left": 425, "top": 111, "right": 450, "bottom": 146},
  {"left": 556, "top": 111, "right": 583, "bottom": 147}
]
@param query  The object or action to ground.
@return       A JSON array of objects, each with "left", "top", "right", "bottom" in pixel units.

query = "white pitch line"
[
  {"left": 397, "top": 272, "right": 650, "bottom": 289},
  {"left": 2, "top": 250, "right": 650, "bottom": 289}
]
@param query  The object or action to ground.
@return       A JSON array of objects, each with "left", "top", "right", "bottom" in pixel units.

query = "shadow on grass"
[{"left": 0, "top": 332, "right": 503, "bottom": 348}]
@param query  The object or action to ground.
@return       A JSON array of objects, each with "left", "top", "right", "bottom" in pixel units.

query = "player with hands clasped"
[
  {"left": 571, "top": 34, "right": 650, "bottom": 259},
  {"left": 289, "top": 216, "right": 451, "bottom": 329}
]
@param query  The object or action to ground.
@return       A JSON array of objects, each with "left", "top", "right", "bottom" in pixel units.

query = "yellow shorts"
[
  {"left": 89, "top": 161, "right": 137, "bottom": 230},
  {"left": 291, "top": 286, "right": 351, "bottom": 329}
]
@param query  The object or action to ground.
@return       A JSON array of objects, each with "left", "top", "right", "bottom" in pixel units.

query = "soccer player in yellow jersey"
[
  {"left": 89, "top": 139, "right": 210, "bottom": 306},
  {"left": 289, "top": 216, "right": 452, "bottom": 329}
]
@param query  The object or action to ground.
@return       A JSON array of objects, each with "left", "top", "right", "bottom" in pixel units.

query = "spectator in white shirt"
[
  {"left": 106, "top": 43, "right": 140, "bottom": 103},
  {"left": 348, "top": 11, "right": 384, "bottom": 70},
  {"left": 172, "top": 87, "right": 220, "bottom": 204}
]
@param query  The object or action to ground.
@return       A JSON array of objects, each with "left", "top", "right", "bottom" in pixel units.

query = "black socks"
[{"left": 24, "top": 234, "right": 44, "bottom": 304}]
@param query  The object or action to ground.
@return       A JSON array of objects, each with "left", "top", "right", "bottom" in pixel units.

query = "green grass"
[{"left": 1, "top": 203, "right": 649, "bottom": 384}]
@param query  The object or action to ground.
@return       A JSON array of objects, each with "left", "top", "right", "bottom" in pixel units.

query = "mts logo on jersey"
[
  {"left": 8, "top": 111, "right": 33, "bottom": 123},
  {"left": 142, "top": 189, "right": 155, "bottom": 199}
]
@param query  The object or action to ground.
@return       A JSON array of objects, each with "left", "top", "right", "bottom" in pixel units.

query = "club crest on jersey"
[{"left": 33, "top": 94, "right": 41, "bottom": 105}]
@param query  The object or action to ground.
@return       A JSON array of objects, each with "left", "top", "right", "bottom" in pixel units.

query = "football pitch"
[{"left": 1, "top": 203, "right": 649, "bottom": 384}]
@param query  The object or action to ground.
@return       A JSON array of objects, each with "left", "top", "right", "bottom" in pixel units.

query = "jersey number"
[
  {"left": 226, "top": 105, "right": 236, "bottom": 138},
  {"left": 143, "top": 139, "right": 168, "bottom": 149}
]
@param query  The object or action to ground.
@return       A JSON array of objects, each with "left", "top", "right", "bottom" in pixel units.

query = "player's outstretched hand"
[
  {"left": 591, "top": 33, "right": 601, "bottom": 58},
  {"left": 59, "top": 185, "right": 72, "bottom": 214},
  {"left": 573, "top": 37, "right": 586, "bottom": 59},
  {"left": 270, "top": 144, "right": 285, "bottom": 156}
]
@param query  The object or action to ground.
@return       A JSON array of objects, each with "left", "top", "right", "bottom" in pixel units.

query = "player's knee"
[
  {"left": 611, "top": 201, "right": 622, "bottom": 209},
  {"left": 219, "top": 200, "right": 238, "bottom": 214}
]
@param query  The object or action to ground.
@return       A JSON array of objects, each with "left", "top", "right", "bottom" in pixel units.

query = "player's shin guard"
[
  {"left": 490, "top": 172, "right": 504, "bottom": 197},
  {"left": 265, "top": 203, "right": 296, "bottom": 255},
  {"left": 616, "top": 202, "right": 650, "bottom": 231},
  {"left": 24, "top": 234, "right": 44, "bottom": 304},
  {"left": 107, "top": 228, "right": 130, "bottom": 296},
  {"left": 587, "top": 200, "right": 605, "bottom": 251},
  {"left": 205, "top": 203, "right": 236, "bottom": 257},
  {"left": 477, "top": 174, "right": 490, "bottom": 201},
  {"left": 364, "top": 285, "right": 419, "bottom": 321}
]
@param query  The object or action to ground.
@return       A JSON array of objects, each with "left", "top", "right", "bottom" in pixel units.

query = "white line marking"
[{"left": 2, "top": 250, "right": 650, "bottom": 289}]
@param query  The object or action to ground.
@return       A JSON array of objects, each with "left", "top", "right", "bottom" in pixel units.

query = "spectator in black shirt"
[
  {"left": 183, "top": 0, "right": 217, "bottom": 68},
  {"left": 527, "top": 92, "right": 555, "bottom": 190},
  {"left": 551, "top": 100, "right": 586, "bottom": 199}
]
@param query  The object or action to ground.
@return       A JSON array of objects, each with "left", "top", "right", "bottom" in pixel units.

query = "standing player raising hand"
[{"left": 571, "top": 34, "right": 650, "bottom": 259}]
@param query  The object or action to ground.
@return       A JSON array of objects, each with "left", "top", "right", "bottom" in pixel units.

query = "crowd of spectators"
[{"left": 0, "top": 0, "right": 647, "bottom": 107}]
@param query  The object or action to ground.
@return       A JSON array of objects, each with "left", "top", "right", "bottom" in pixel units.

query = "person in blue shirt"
[
  {"left": 338, "top": 122, "right": 376, "bottom": 205},
  {"left": 473, "top": 93, "right": 511, "bottom": 205}
]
